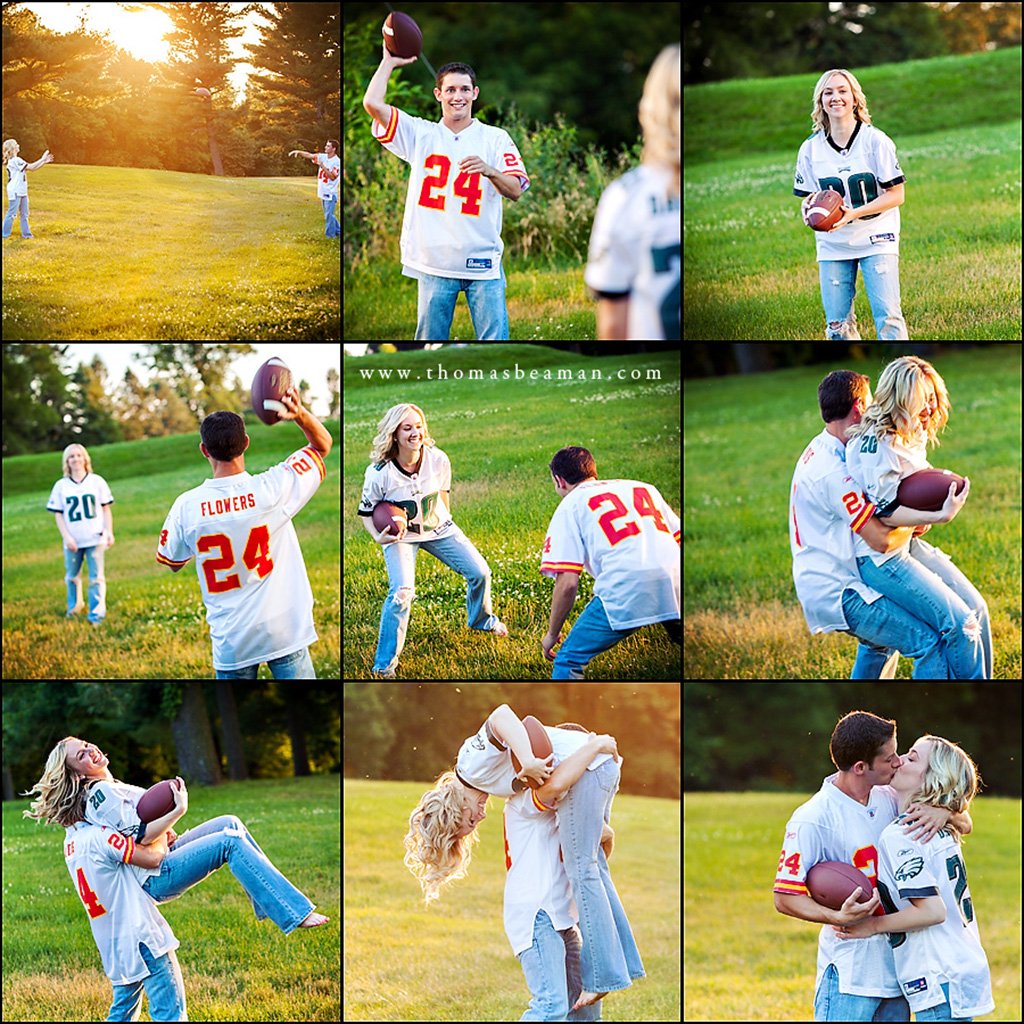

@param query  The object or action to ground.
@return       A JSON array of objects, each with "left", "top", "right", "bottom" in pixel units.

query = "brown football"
[
  {"left": 372, "top": 501, "right": 408, "bottom": 536},
  {"left": 897, "top": 468, "right": 966, "bottom": 512},
  {"left": 509, "top": 715, "right": 554, "bottom": 790},
  {"left": 805, "top": 189, "right": 845, "bottom": 231},
  {"left": 251, "top": 356, "right": 292, "bottom": 425},
  {"left": 136, "top": 778, "right": 181, "bottom": 823},
  {"left": 383, "top": 11, "right": 422, "bottom": 59},
  {"left": 806, "top": 860, "right": 874, "bottom": 911}
]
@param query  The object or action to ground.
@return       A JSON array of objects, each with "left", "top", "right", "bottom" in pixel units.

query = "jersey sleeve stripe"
[
  {"left": 156, "top": 552, "right": 191, "bottom": 568},
  {"left": 300, "top": 446, "right": 327, "bottom": 481},
  {"left": 531, "top": 790, "right": 555, "bottom": 811},
  {"left": 122, "top": 835, "right": 135, "bottom": 864},
  {"left": 540, "top": 561, "right": 584, "bottom": 574},
  {"left": 773, "top": 878, "right": 808, "bottom": 896},
  {"left": 850, "top": 501, "right": 876, "bottom": 533}
]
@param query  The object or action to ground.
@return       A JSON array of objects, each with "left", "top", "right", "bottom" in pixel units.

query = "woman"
[
  {"left": 404, "top": 705, "right": 644, "bottom": 1014},
  {"left": 358, "top": 402, "right": 507, "bottom": 678},
  {"left": 3, "top": 137, "right": 55, "bottom": 240},
  {"left": 46, "top": 443, "right": 114, "bottom": 625},
  {"left": 794, "top": 69, "right": 908, "bottom": 340},
  {"left": 834, "top": 735, "right": 994, "bottom": 1021},
  {"left": 585, "top": 43, "right": 679, "bottom": 340},
  {"left": 846, "top": 356, "right": 992, "bottom": 677},
  {"left": 24, "top": 737, "right": 329, "bottom": 930}
]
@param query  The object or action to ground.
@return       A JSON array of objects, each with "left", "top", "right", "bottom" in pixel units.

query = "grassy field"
[
  {"left": 1, "top": 418, "right": 340, "bottom": 679},
  {"left": 1, "top": 166, "right": 340, "bottom": 340},
  {"left": 684, "top": 791, "right": 1022, "bottom": 1021},
  {"left": 2, "top": 775, "right": 340, "bottom": 1021},
  {"left": 683, "top": 346, "right": 1022, "bottom": 678},
  {"left": 683, "top": 48, "right": 1022, "bottom": 340}
]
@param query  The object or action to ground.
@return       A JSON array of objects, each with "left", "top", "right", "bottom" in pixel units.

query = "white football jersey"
[
  {"left": 540, "top": 478, "right": 680, "bottom": 630},
  {"left": 372, "top": 107, "right": 529, "bottom": 280},
  {"left": 64, "top": 821, "right": 179, "bottom": 985},
  {"left": 504, "top": 788, "right": 577, "bottom": 955},
  {"left": 46, "top": 473, "right": 114, "bottom": 549},
  {"left": 156, "top": 446, "right": 326, "bottom": 671},
  {"left": 84, "top": 778, "right": 154, "bottom": 848},
  {"left": 876, "top": 816, "right": 994, "bottom": 1017},
  {"left": 789, "top": 428, "right": 884, "bottom": 634},
  {"left": 357, "top": 445, "right": 453, "bottom": 542},
  {"left": 845, "top": 428, "right": 930, "bottom": 565},
  {"left": 585, "top": 164, "right": 680, "bottom": 340},
  {"left": 793, "top": 123, "right": 905, "bottom": 261},
  {"left": 774, "top": 774, "right": 902, "bottom": 999}
]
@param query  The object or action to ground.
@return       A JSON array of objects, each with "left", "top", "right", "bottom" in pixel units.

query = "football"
[
  {"left": 509, "top": 715, "right": 554, "bottom": 789},
  {"left": 806, "top": 860, "right": 874, "bottom": 911},
  {"left": 136, "top": 778, "right": 181, "bottom": 823},
  {"left": 383, "top": 11, "right": 422, "bottom": 59},
  {"left": 372, "top": 501, "right": 408, "bottom": 536},
  {"left": 805, "top": 189, "right": 845, "bottom": 231},
  {"left": 251, "top": 356, "right": 293, "bottom": 425},
  {"left": 897, "top": 468, "right": 966, "bottom": 512}
]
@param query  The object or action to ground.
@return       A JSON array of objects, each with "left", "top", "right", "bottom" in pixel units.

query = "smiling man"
[{"left": 363, "top": 42, "right": 530, "bottom": 340}]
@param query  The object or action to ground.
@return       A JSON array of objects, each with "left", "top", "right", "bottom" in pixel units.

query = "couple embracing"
[
  {"left": 773, "top": 709, "right": 994, "bottom": 1022},
  {"left": 790, "top": 354, "right": 992, "bottom": 678},
  {"left": 404, "top": 704, "right": 645, "bottom": 1021}
]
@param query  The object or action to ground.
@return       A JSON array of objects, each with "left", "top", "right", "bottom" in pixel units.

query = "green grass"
[{"left": 1, "top": 166, "right": 340, "bottom": 340}]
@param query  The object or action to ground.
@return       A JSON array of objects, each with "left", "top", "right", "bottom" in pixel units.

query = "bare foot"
[
  {"left": 299, "top": 911, "right": 329, "bottom": 928},
  {"left": 572, "top": 990, "right": 606, "bottom": 1010}
]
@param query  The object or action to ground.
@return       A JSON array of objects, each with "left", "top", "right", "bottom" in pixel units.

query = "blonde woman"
[
  {"left": 3, "top": 138, "right": 55, "bottom": 239},
  {"left": 794, "top": 69, "right": 909, "bottom": 340},
  {"left": 585, "top": 44, "right": 680, "bottom": 340},
  {"left": 846, "top": 356, "right": 991, "bottom": 677},
  {"left": 46, "top": 443, "right": 114, "bottom": 625},
  {"left": 833, "top": 735, "right": 994, "bottom": 1021},
  {"left": 357, "top": 402, "right": 507, "bottom": 678},
  {"left": 404, "top": 705, "right": 643, "bottom": 1014}
]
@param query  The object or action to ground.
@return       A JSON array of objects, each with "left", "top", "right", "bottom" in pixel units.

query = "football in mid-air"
[
  {"left": 136, "top": 778, "right": 182, "bottom": 823},
  {"left": 251, "top": 357, "right": 293, "bottom": 425},
  {"left": 806, "top": 860, "right": 874, "bottom": 911},
  {"left": 383, "top": 11, "right": 422, "bottom": 59},
  {"left": 897, "top": 468, "right": 966, "bottom": 512},
  {"left": 805, "top": 189, "right": 845, "bottom": 231},
  {"left": 372, "top": 501, "right": 408, "bottom": 536},
  {"left": 509, "top": 715, "right": 554, "bottom": 789}
]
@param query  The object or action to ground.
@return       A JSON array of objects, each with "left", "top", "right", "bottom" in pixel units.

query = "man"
[
  {"left": 540, "top": 446, "right": 680, "bottom": 679},
  {"left": 287, "top": 140, "right": 340, "bottom": 237},
  {"left": 156, "top": 388, "right": 332, "bottom": 679},
  {"left": 789, "top": 370, "right": 965, "bottom": 678},
  {"left": 363, "top": 40, "right": 530, "bottom": 340},
  {"left": 773, "top": 710, "right": 971, "bottom": 1022}
]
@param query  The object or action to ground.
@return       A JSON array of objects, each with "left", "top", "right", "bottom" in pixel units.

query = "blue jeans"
[
  {"left": 856, "top": 537, "right": 990, "bottom": 679},
  {"left": 413, "top": 264, "right": 508, "bottom": 340},
  {"left": 143, "top": 815, "right": 315, "bottom": 934},
  {"left": 819, "top": 254, "right": 908, "bottom": 340},
  {"left": 107, "top": 943, "right": 186, "bottom": 1022}
]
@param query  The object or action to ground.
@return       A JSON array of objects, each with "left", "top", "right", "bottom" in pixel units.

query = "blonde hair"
[
  {"left": 61, "top": 443, "right": 93, "bottom": 478},
  {"left": 846, "top": 356, "right": 950, "bottom": 448},
  {"left": 2, "top": 138, "right": 19, "bottom": 167},
  {"left": 906, "top": 735, "right": 981, "bottom": 838},
  {"left": 403, "top": 770, "right": 481, "bottom": 906},
  {"left": 22, "top": 737, "right": 90, "bottom": 828},
  {"left": 640, "top": 44, "right": 680, "bottom": 197},
  {"left": 810, "top": 69, "right": 873, "bottom": 137},
  {"left": 369, "top": 403, "right": 434, "bottom": 464}
]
